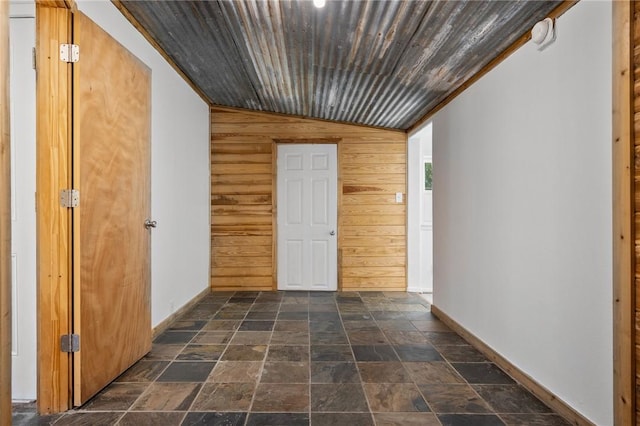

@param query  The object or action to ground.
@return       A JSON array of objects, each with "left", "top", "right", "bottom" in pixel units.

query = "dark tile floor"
[{"left": 13, "top": 291, "right": 571, "bottom": 426}]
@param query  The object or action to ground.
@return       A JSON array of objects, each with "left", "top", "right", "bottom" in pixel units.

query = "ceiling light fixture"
[{"left": 313, "top": 0, "right": 326, "bottom": 8}]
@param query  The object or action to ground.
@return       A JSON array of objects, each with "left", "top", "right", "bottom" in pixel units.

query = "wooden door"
[
  {"left": 277, "top": 144, "right": 337, "bottom": 291},
  {"left": 72, "top": 12, "right": 151, "bottom": 405}
]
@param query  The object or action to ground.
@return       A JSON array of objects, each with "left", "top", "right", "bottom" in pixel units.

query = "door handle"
[
  {"left": 144, "top": 219, "right": 157, "bottom": 229},
  {"left": 329, "top": 230, "right": 336, "bottom": 236}
]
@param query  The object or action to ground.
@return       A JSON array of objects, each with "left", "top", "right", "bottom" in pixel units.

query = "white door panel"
[
  {"left": 277, "top": 145, "right": 337, "bottom": 291},
  {"left": 311, "top": 240, "right": 328, "bottom": 288},
  {"left": 286, "top": 179, "right": 303, "bottom": 224},
  {"left": 311, "top": 179, "right": 328, "bottom": 225},
  {"left": 286, "top": 240, "right": 303, "bottom": 287},
  {"left": 10, "top": 16, "right": 37, "bottom": 400}
]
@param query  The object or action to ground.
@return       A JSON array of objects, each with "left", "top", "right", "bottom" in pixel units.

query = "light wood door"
[
  {"left": 72, "top": 12, "right": 151, "bottom": 405},
  {"left": 277, "top": 144, "right": 337, "bottom": 291}
]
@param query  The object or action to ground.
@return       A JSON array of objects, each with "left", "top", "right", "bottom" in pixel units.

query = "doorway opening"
[{"left": 408, "top": 123, "right": 433, "bottom": 300}]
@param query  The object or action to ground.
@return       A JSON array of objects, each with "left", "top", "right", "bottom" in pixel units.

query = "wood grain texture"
[
  {"left": 35, "top": 5, "right": 73, "bottom": 414},
  {"left": 36, "top": 0, "right": 77, "bottom": 12},
  {"left": 620, "top": 0, "right": 637, "bottom": 424},
  {"left": 633, "top": 0, "right": 640, "bottom": 423},
  {"left": 431, "top": 305, "right": 595, "bottom": 426},
  {"left": 211, "top": 107, "right": 407, "bottom": 292},
  {"left": 73, "top": 11, "right": 151, "bottom": 405},
  {"left": 0, "top": 3, "right": 11, "bottom": 423}
]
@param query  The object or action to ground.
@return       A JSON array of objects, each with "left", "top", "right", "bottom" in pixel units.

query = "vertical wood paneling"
[
  {"left": 211, "top": 107, "right": 407, "bottom": 292},
  {"left": 621, "top": 0, "right": 637, "bottom": 424},
  {"left": 35, "top": 5, "right": 73, "bottom": 414},
  {"left": 0, "top": 2, "right": 11, "bottom": 423}
]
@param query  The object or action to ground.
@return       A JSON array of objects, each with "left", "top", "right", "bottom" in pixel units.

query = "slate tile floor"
[{"left": 13, "top": 291, "right": 571, "bottom": 426}]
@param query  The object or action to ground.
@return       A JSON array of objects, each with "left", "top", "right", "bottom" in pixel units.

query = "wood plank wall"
[{"left": 210, "top": 107, "right": 407, "bottom": 292}]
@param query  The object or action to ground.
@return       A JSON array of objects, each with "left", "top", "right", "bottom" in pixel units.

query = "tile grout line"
[
  {"left": 14, "top": 291, "right": 570, "bottom": 426},
  {"left": 172, "top": 293, "right": 233, "bottom": 422},
  {"left": 367, "top": 294, "right": 443, "bottom": 424},
  {"left": 390, "top": 300, "right": 446, "bottom": 424},
  {"left": 179, "top": 294, "right": 231, "bottom": 419},
  {"left": 339, "top": 292, "right": 376, "bottom": 425}
]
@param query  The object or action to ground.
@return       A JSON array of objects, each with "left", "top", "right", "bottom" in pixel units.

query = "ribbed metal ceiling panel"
[{"left": 119, "top": 0, "right": 563, "bottom": 130}]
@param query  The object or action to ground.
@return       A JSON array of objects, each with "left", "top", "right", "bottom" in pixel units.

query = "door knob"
[
  {"left": 144, "top": 219, "right": 157, "bottom": 229},
  {"left": 329, "top": 230, "right": 336, "bottom": 236}
]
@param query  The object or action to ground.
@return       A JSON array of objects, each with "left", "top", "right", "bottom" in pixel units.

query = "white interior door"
[
  {"left": 10, "top": 15, "right": 37, "bottom": 400},
  {"left": 277, "top": 144, "right": 337, "bottom": 291}
]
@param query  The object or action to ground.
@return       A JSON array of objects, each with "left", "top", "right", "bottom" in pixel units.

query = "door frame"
[
  {"left": 272, "top": 138, "right": 341, "bottom": 291},
  {"left": 612, "top": 1, "right": 634, "bottom": 424},
  {"left": 34, "top": 1, "right": 75, "bottom": 414},
  {"left": 407, "top": 126, "right": 433, "bottom": 294},
  {"left": 1, "top": 2, "right": 12, "bottom": 424}
]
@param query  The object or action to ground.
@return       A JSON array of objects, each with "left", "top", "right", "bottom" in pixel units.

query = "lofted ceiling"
[{"left": 116, "top": 0, "right": 564, "bottom": 130}]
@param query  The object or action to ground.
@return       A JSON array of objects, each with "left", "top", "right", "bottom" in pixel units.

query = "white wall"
[
  {"left": 10, "top": 4, "right": 36, "bottom": 400},
  {"left": 431, "top": 2, "right": 612, "bottom": 425},
  {"left": 76, "top": 0, "right": 210, "bottom": 326}
]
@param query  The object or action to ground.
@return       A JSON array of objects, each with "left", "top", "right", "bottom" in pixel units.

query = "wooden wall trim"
[
  {"left": 407, "top": 0, "right": 578, "bottom": 134},
  {"left": 0, "top": 2, "right": 12, "bottom": 424},
  {"left": 614, "top": 1, "right": 636, "bottom": 424},
  {"left": 110, "top": 0, "right": 209, "bottom": 105},
  {"left": 271, "top": 141, "right": 277, "bottom": 291},
  {"left": 431, "top": 305, "right": 595, "bottom": 426},
  {"left": 36, "top": 5, "right": 73, "bottom": 414},
  {"left": 274, "top": 138, "right": 341, "bottom": 144},
  {"left": 336, "top": 141, "right": 344, "bottom": 291},
  {"left": 36, "top": 1, "right": 77, "bottom": 13}
]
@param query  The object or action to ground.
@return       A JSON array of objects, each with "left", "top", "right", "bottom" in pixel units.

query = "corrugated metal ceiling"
[{"left": 118, "top": 0, "right": 563, "bottom": 130}]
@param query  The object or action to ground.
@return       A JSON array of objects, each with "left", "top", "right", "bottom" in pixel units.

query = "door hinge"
[
  {"left": 59, "top": 43, "right": 79, "bottom": 63},
  {"left": 60, "top": 334, "right": 80, "bottom": 353},
  {"left": 59, "top": 189, "right": 80, "bottom": 208},
  {"left": 32, "top": 47, "right": 36, "bottom": 70}
]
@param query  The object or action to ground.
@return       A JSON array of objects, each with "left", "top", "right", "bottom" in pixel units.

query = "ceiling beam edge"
[
  {"left": 210, "top": 104, "right": 407, "bottom": 134},
  {"left": 406, "top": 0, "right": 578, "bottom": 135},
  {"left": 110, "top": 0, "right": 211, "bottom": 105}
]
